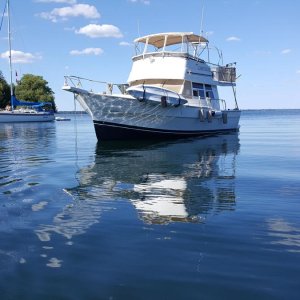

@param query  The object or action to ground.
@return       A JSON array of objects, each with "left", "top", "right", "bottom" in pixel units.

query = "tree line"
[{"left": 0, "top": 71, "right": 57, "bottom": 112}]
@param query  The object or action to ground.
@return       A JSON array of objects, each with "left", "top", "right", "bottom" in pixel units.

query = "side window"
[
  {"left": 192, "top": 82, "right": 205, "bottom": 99},
  {"left": 192, "top": 83, "right": 203, "bottom": 89},
  {"left": 199, "top": 90, "right": 205, "bottom": 98},
  {"left": 205, "top": 85, "right": 214, "bottom": 99}
]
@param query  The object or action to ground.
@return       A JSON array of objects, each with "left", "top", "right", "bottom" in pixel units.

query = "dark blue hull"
[{"left": 94, "top": 121, "right": 239, "bottom": 140}]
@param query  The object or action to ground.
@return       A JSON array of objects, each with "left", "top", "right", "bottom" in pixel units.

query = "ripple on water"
[{"left": 0, "top": 112, "right": 300, "bottom": 299}]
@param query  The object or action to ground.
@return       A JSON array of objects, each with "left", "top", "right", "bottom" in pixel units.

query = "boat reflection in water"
[
  {"left": 67, "top": 133, "right": 240, "bottom": 225},
  {"left": 34, "top": 134, "right": 239, "bottom": 267}
]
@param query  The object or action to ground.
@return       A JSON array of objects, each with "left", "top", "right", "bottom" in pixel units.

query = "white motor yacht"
[{"left": 63, "top": 32, "right": 241, "bottom": 140}]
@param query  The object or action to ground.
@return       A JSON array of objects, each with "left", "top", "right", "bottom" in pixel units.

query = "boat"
[
  {"left": 0, "top": 0, "right": 54, "bottom": 123},
  {"left": 0, "top": 109, "right": 55, "bottom": 123},
  {"left": 55, "top": 116, "right": 71, "bottom": 121},
  {"left": 63, "top": 32, "right": 241, "bottom": 140},
  {"left": 0, "top": 96, "right": 55, "bottom": 123}
]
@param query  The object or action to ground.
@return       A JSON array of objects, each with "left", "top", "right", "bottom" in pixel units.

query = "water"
[{"left": 0, "top": 110, "right": 300, "bottom": 300}]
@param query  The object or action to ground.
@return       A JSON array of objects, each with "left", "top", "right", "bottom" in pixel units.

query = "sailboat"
[{"left": 0, "top": 0, "right": 54, "bottom": 123}]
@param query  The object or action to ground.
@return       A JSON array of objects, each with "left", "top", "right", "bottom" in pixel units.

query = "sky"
[{"left": 0, "top": 0, "right": 299, "bottom": 111}]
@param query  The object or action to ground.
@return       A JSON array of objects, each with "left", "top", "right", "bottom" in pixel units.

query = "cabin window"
[
  {"left": 192, "top": 83, "right": 203, "bottom": 89},
  {"left": 199, "top": 90, "right": 205, "bottom": 98},
  {"left": 192, "top": 83, "right": 215, "bottom": 99},
  {"left": 205, "top": 85, "right": 214, "bottom": 99},
  {"left": 206, "top": 91, "right": 214, "bottom": 98},
  {"left": 192, "top": 82, "right": 205, "bottom": 99},
  {"left": 204, "top": 91, "right": 214, "bottom": 98}
]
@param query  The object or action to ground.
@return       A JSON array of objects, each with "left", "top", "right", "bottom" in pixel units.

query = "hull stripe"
[{"left": 93, "top": 120, "right": 238, "bottom": 140}]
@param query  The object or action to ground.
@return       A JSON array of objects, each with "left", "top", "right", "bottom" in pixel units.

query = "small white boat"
[
  {"left": 63, "top": 32, "right": 241, "bottom": 140},
  {"left": 55, "top": 117, "right": 71, "bottom": 121}
]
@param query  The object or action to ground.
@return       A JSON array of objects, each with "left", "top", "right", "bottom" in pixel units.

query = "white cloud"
[
  {"left": 226, "top": 36, "right": 241, "bottom": 42},
  {"left": 119, "top": 41, "right": 132, "bottom": 46},
  {"left": 76, "top": 24, "right": 123, "bottom": 38},
  {"left": 35, "top": 0, "right": 77, "bottom": 3},
  {"left": 281, "top": 49, "right": 291, "bottom": 55},
  {"left": 1, "top": 50, "right": 41, "bottom": 64},
  {"left": 70, "top": 48, "right": 103, "bottom": 56},
  {"left": 38, "top": 4, "right": 100, "bottom": 22}
]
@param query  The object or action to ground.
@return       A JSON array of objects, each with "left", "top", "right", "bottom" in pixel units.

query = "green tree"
[
  {"left": 0, "top": 71, "right": 11, "bottom": 109},
  {"left": 15, "top": 74, "right": 57, "bottom": 112}
]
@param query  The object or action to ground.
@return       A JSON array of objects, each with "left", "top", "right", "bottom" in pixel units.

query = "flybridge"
[
  {"left": 132, "top": 32, "right": 237, "bottom": 84},
  {"left": 134, "top": 32, "right": 209, "bottom": 48},
  {"left": 129, "top": 32, "right": 237, "bottom": 86}
]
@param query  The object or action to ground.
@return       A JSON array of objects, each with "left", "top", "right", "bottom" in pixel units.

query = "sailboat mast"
[{"left": 7, "top": 0, "right": 14, "bottom": 111}]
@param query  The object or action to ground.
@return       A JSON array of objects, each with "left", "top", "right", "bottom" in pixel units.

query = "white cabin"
[{"left": 127, "top": 32, "right": 237, "bottom": 111}]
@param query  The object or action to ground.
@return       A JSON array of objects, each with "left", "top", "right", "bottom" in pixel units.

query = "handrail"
[
  {"left": 211, "top": 98, "right": 227, "bottom": 110},
  {"left": 63, "top": 75, "right": 129, "bottom": 95},
  {"left": 132, "top": 51, "right": 205, "bottom": 63}
]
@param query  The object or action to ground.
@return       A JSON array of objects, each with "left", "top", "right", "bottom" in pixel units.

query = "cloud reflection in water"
[{"left": 267, "top": 218, "right": 300, "bottom": 253}]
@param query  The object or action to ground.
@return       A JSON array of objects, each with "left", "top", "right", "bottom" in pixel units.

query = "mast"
[{"left": 7, "top": 0, "right": 14, "bottom": 111}]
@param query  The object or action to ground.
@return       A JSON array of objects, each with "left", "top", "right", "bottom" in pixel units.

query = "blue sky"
[{"left": 0, "top": 0, "right": 299, "bottom": 110}]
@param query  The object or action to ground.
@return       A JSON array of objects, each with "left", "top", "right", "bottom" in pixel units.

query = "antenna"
[
  {"left": 200, "top": 1, "right": 205, "bottom": 37},
  {"left": 197, "top": 1, "right": 206, "bottom": 56}
]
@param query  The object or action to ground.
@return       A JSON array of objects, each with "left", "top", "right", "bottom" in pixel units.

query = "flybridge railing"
[{"left": 63, "top": 75, "right": 129, "bottom": 95}]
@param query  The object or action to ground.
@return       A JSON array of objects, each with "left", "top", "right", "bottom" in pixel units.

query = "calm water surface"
[{"left": 0, "top": 110, "right": 300, "bottom": 299}]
